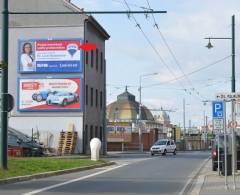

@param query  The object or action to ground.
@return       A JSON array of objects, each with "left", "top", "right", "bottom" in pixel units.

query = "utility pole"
[
  {"left": 231, "top": 15, "right": 237, "bottom": 188},
  {"left": 183, "top": 98, "right": 186, "bottom": 137},
  {"left": 138, "top": 77, "right": 143, "bottom": 152},
  {"left": 188, "top": 119, "right": 191, "bottom": 135},
  {"left": 138, "top": 72, "right": 158, "bottom": 152},
  {"left": 205, "top": 16, "right": 236, "bottom": 189},
  {"left": 0, "top": 0, "right": 8, "bottom": 170}
]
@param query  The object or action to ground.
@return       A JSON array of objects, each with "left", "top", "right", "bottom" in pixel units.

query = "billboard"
[
  {"left": 18, "top": 77, "right": 83, "bottom": 112},
  {"left": 18, "top": 39, "right": 83, "bottom": 73},
  {"left": 107, "top": 125, "right": 132, "bottom": 143}
]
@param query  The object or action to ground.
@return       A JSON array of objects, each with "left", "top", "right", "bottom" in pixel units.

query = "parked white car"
[{"left": 150, "top": 139, "right": 176, "bottom": 156}]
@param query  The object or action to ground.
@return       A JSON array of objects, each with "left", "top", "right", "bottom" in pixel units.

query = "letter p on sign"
[{"left": 212, "top": 101, "right": 224, "bottom": 118}]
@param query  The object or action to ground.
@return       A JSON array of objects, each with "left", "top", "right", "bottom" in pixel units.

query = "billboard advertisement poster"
[
  {"left": 18, "top": 39, "right": 83, "bottom": 73},
  {"left": 18, "top": 77, "right": 83, "bottom": 112},
  {"left": 107, "top": 125, "right": 132, "bottom": 143}
]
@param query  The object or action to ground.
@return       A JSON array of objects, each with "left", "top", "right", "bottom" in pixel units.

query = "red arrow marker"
[{"left": 80, "top": 43, "right": 97, "bottom": 51}]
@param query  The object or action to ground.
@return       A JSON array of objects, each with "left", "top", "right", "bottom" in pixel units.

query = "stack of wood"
[
  {"left": 57, "top": 124, "right": 78, "bottom": 155},
  {"left": 57, "top": 131, "right": 66, "bottom": 154}
]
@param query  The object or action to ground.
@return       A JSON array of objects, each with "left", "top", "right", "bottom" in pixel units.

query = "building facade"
[
  {"left": 106, "top": 88, "right": 165, "bottom": 150},
  {"left": 0, "top": 0, "right": 109, "bottom": 154}
]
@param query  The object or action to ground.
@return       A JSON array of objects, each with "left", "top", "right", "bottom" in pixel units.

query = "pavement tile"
[{"left": 200, "top": 161, "right": 240, "bottom": 195}]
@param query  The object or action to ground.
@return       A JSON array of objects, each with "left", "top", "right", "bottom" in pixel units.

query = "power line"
[
  {"left": 143, "top": 55, "right": 231, "bottom": 88},
  {"left": 123, "top": 0, "right": 195, "bottom": 97},
  {"left": 111, "top": 0, "right": 152, "bottom": 11},
  {"left": 145, "top": 0, "right": 204, "bottom": 99}
]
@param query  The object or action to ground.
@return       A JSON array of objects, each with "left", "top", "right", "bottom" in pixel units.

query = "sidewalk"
[{"left": 191, "top": 159, "right": 240, "bottom": 195}]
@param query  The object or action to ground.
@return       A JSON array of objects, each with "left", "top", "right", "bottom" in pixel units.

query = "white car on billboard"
[{"left": 46, "top": 91, "right": 79, "bottom": 106}]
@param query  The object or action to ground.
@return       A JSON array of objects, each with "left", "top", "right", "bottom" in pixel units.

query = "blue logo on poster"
[{"left": 67, "top": 44, "right": 78, "bottom": 57}]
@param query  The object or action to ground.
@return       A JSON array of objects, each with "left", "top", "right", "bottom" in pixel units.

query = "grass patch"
[{"left": 0, "top": 158, "right": 106, "bottom": 180}]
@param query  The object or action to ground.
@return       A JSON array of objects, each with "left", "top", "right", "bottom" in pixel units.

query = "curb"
[
  {"left": 179, "top": 157, "right": 211, "bottom": 195},
  {"left": 0, "top": 161, "right": 115, "bottom": 185},
  {"left": 189, "top": 158, "right": 211, "bottom": 195}
]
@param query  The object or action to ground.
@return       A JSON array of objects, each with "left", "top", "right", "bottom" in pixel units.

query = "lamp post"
[
  {"left": 205, "top": 15, "right": 236, "bottom": 189},
  {"left": 0, "top": 0, "right": 9, "bottom": 170},
  {"left": 183, "top": 99, "right": 190, "bottom": 137},
  {"left": 139, "top": 72, "right": 158, "bottom": 152}
]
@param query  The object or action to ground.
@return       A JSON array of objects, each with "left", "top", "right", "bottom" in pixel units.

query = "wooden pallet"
[{"left": 57, "top": 124, "right": 78, "bottom": 155}]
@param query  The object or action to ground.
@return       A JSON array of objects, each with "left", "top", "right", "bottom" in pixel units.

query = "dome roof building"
[{"left": 107, "top": 87, "right": 154, "bottom": 122}]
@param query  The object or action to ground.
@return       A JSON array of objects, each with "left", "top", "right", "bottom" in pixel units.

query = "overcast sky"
[{"left": 72, "top": 0, "right": 240, "bottom": 128}]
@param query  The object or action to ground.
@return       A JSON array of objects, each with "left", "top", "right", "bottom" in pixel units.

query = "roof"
[
  {"left": 1, "top": 0, "right": 110, "bottom": 40},
  {"left": 107, "top": 89, "right": 154, "bottom": 122}
]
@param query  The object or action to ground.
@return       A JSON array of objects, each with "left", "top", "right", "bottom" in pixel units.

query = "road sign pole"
[
  {"left": 223, "top": 101, "right": 228, "bottom": 189},
  {"left": 218, "top": 133, "right": 220, "bottom": 175},
  {"left": 231, "top": 100, "right": 236, "bottom": 190}
]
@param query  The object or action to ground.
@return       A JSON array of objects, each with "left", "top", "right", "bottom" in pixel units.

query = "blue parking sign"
[{"left": 212, "top": 101, "right": 224, "bottom": 118}]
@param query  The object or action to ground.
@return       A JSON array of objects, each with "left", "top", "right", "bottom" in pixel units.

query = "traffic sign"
[
  {"left": 0, "top": 93, "right": 14, "bottom": 112},
  {"left": 212, "top": 101, "right": 224, "bottom": 118},
  {"left": 216, "top": 92, "right": 240, "bottom": 101},
  {"left": 228, "top": 121, "right": 238, "bottom": 128},
  {"left": 213, "top": 118, "right": 224, "bottom": 130}
]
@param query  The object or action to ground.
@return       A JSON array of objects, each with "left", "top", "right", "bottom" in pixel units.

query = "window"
[
  {"left": 96, "top": 49, "right": 99, "bottom": 71},
  {"left": 85, "top": 85, "right": 88, "bottom": 105},
  {"left": 100, "top": 126, "right": 103, "bottom": 141},
  {"left": 100, "top": 91, "right": 103, "bottom": 109},
  {"left": 96, "top": 89, "right": 98, "bottom": 107},
  {"left": 90, "top": 125, "right": 93, "bottom": 140},
  {"left": 85, "top": 40, "right": 89, "bottom": 65},
  {"left": 91, "top": 50, "right": 94, "bottom": 68},
  {"left": 83, "top": 125, "right": 88, "bottom": 153},
  {"left": 90, "top": 87, "right": 93, "bottom": 106},
  {"left": 104, "top": 59, "right": 106, "bottom": 74},
  {"left": 100, "top": 52, "right": 103, "bottom": 74},
  {"left": 95, "top": 126, "right": 98, "bottom": 138}
]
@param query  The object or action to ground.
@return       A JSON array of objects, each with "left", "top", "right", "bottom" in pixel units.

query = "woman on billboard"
[{"left": 21, "top": 42, "right": 36, "bottom": 72}]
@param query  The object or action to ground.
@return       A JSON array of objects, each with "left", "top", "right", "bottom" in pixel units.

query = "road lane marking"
[{"left": 22, "top": 164, "right": 127, "bottom": 195}]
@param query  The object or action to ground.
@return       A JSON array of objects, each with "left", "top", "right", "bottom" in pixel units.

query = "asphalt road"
[{"left": 0, "top": 151, "right": 210, "bottom": 195}]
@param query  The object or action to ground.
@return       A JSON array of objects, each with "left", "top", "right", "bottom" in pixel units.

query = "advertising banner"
[
  {"left": 18, "top": 77, "right": 83, "bottom": 112},
  {"left": 107, "top": 125, "right": 132, "bottom": 143},
  {"left": 18, "top": 39, "right": 83, "bottom": 73}
]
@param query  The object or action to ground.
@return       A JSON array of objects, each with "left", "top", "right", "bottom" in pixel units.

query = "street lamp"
[
  {"left": 204, "top": 15, "right": 235, "bottom": 93},
  {"left": 204, "top": 15, "right": 236, "bottom": 189},
  {"left": 205, "top": 38, "right": 213, "bottom": 49},
  {"left": 138, "top": 72, "right": 158, "bottom": 152}
]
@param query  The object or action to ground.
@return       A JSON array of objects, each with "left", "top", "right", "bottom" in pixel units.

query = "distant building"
[
  {"left": 106, "top": 88, "right": 163, "bottom": 143},
  {"left": 0, "top": 0, "right": 110, "bottom": 154}
]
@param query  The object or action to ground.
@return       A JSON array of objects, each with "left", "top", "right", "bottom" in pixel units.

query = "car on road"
[
  {"left": 212, "top": 134, "right": 240, "bottom": 171},
  {"left": 150, "top": 139, "right": 176, "bottom": 156},
  {"left": 46, "top": 91, "right": 79, "bottom": 106}
]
